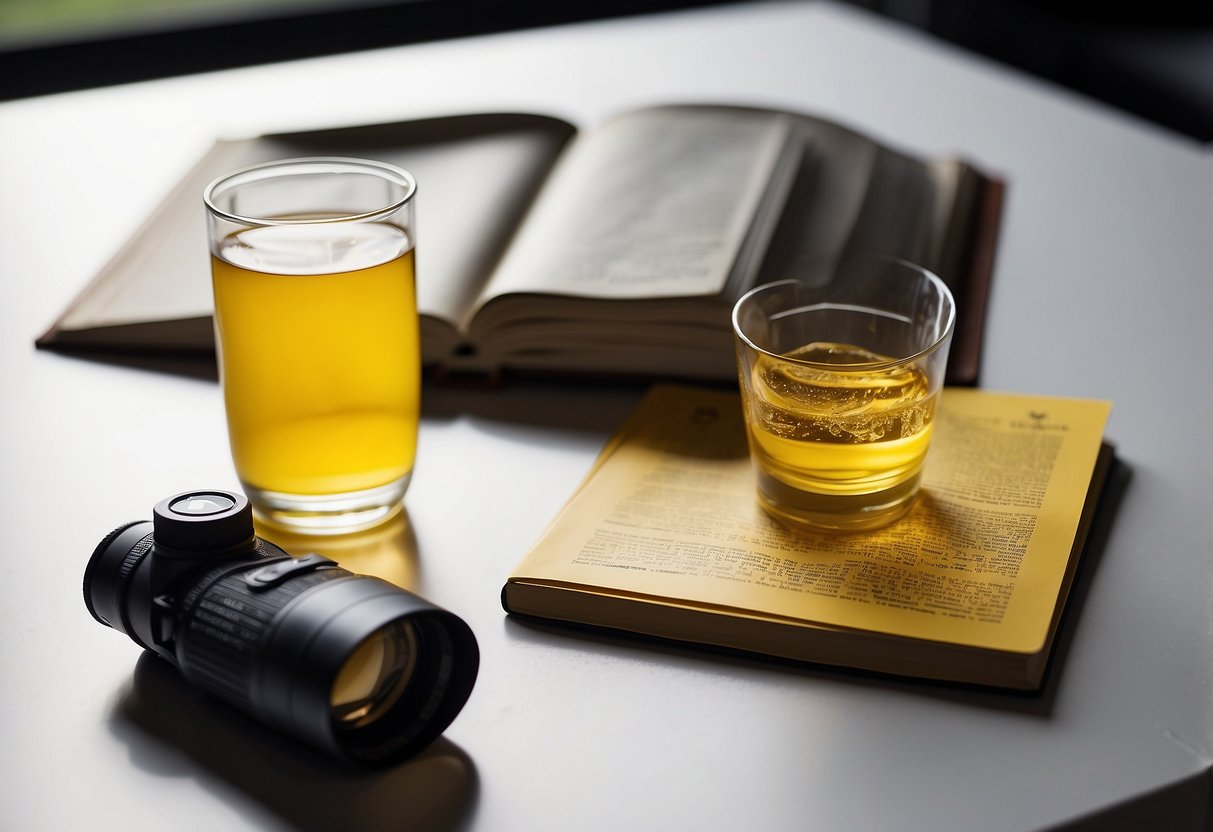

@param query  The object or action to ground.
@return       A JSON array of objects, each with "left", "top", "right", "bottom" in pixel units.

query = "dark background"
[{"left": 2, "top": 0, "right": 1211, "bottom": 142}]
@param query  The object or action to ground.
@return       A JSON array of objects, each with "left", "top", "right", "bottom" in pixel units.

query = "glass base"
[
  {"left": 756, "top": 470, "right": 921, "bottom": 533},
  {"left": 244, "top": 475, "right": 410, "bottom": 536}
]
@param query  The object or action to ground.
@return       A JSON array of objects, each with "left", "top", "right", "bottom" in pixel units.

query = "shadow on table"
[
  {"left": 420, "top": 376, "right": 655, "bottom": 433},
  {"left": 45, "top": 347, "right": 662, "bottom": 434},
  {"left": 109, "top": 652, "right": 479, "bottom": 832},
  {"left": 506, "top": 454, "right": 1133, "bottom": 719}
]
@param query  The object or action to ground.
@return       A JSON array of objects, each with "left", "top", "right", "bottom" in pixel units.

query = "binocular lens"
[
  {"left": 331, "top": 620, "right": 418, "bottom": 729},
  {"left": 83, "top": 490, "right": 479, "bottom": 766}
]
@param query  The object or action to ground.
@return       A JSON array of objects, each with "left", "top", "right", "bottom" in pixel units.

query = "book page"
[
  {"left": 475, "top": 106, "right": 793, "bottom": 308},
  {"left": 754, "top": 117, "right": 936, "bottom": 288},
  {"left": 52, "top": 115, "right": 571, "bottom": 338},
  {"left": 306, "top": 126, "right": 570, "bottom": 325},
  {"left": 510, "top": 385, "right": 1110, "bottom": 653}
]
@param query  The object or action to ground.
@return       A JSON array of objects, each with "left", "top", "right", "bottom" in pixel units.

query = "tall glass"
[
  {"left": 732, "top": 257, "right": 955, "bottom": 532},
  {"left": 204, "top": 158, "right": 420, "bottom": 535}
]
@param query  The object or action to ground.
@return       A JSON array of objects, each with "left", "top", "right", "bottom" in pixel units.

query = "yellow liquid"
[
  {"left": 746, "top": 342, "right": 936, "bottom": 530},
  {"left": 212, "top": 223, "right": 420, "bottom": 497}
]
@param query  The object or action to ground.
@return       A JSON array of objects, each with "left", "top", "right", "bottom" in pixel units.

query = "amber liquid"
[
  {"left": 211, "top": 223, "right": 419, "bottom": 499},
  {"left": 746, "top": 342, "right": 936, "bottom": 531}
]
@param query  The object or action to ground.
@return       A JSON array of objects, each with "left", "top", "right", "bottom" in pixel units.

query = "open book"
[
  {"left": 37, "top": 105, "right": 1003, "bottom": 385},
  {"left": 502, "top": 385, "right": 1114, "bottom": 690}
]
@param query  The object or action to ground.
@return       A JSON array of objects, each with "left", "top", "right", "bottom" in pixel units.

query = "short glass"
[
  {"left": 204, "top": 158, "right": 420, "bottom": 535},
  {"left": 732, "top": 257, "right": 955, "bottom": 532}
]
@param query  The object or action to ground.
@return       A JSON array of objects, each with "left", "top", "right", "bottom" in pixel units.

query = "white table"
[{"left": 2, "top": 3, "right": 1211, "bottom": 830}]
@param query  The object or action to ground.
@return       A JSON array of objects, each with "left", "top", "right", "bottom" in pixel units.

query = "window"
[{"left": 0, "top": 0, "right": 732, "bottom": 101}]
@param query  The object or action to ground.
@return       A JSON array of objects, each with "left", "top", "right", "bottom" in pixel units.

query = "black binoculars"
[{"left": 83, "top": 490, "right": 478, "bottom": 766}]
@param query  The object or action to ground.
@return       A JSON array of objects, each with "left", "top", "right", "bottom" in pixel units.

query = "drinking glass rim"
[
  {"left": 203, "top": 157, "right": 417, "bottom": 226},
  {"left": 732, "top": 266, "right": 956, "bottom": 370}
]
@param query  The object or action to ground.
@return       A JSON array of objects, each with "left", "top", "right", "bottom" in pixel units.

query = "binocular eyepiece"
[{"left": 83, "top": 490, "right": 478, "bottom": 766}]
